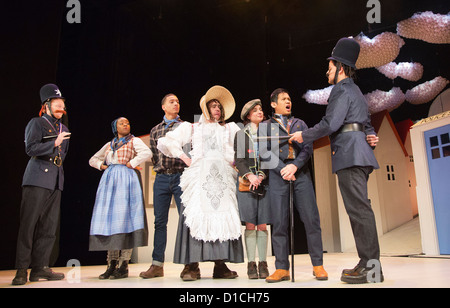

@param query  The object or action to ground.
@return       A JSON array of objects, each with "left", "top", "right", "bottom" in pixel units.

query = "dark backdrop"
[{"left": 1, "top": 0, "right": 448, "bottom": 269}]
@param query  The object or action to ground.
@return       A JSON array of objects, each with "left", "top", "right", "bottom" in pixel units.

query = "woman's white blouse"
[{"left": 89, "top": 137, "right": 152, "bottom": 170}]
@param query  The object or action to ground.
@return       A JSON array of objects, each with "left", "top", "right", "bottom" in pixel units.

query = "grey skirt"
[
  {"left": 237, "top": 183, "right": 271, "bottom": 226},
  {"left": 89, "top": 228, "right": 148, "bottom": 251},
  {"left": 173, "top": 209, "right": 244, "bottom": 265}
]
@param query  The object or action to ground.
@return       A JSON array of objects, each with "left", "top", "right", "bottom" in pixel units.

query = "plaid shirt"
[
  {"left": 105, "top": 139, "right": 136, "bottom": 165},
  {"left": 149, "top": 119, "right": 186, "bottom": 173}
]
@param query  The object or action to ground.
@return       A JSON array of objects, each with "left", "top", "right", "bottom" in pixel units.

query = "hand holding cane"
[{"left": 289, "top": 180, "right": 295, "bottom": 282}]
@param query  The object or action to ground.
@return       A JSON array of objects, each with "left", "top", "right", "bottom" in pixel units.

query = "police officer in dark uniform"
[
  {"left": 12, "top": 84, "right": 71, "bottom": 285},
  {"left": 290, "top": 38, "right": 383, "bottom": 284}
]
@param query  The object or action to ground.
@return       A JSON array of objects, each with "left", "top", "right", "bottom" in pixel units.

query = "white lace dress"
[{"left": 157, "top": 116, "right": 244, "bottom": 264}]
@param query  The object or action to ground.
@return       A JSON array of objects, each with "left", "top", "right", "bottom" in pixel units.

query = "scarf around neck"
[
  {"left": 110, "top": 134, "right": 134, "bottom": 153},
  {"left": 164, "top": 115, "right": 180, "bottom": 129}
]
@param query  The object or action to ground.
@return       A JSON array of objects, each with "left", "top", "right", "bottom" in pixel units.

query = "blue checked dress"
[{"left": 88, "top": 137, "right": 152, "bottom": 251}]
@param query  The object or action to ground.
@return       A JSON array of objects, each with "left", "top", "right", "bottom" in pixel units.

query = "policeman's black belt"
[{"left": 339, "top": 123, "right": 364, "bottom": 133}]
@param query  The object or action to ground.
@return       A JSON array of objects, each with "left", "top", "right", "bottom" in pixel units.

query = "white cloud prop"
[
  {"left": 397, "top": 11, "right": 450, "bottom": 44},
  {"left": 354, "top": 32, "right": 405, "bottom": 69},
  {"left": 405, "top": 76, "right": 450, "bottom": 105},
  {"left": 302, "top": 85, "right": 334, "bottom": 105},
  {"left": 365, "top": 87, "right": 406, "bottom": 114},
  {"left": 303, "top": 86, "right": 406, "bottom": 114},
  {"left": 376, "top": 62, "right": 424, "bottom": 81}
]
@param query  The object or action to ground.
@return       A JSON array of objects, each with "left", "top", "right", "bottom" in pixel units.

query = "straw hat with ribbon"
[{"left": 199, "top": 85, "right": 235, "bottom": 121}]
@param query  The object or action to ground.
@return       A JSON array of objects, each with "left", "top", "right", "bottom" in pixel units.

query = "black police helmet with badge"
[
  {"left": 40, "top": 83, "right": 65, "bottom": 103},
  {"left": 327, "top": 37, "right": 360, "bottom": 69},
  {"left": 39, "top": 83, "right": 69, "bottom": 127}
]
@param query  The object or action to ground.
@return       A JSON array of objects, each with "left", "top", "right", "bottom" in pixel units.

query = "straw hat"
[
  {"left": 199, "top": 85, "right": 235, "bottom": 121},
  {"left": 240, "top": 99, "right": 262, "bottom": 121}
]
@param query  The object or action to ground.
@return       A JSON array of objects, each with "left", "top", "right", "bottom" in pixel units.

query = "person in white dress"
[{"left": 157, "top": 86, "right": 244, "bottom": 281}]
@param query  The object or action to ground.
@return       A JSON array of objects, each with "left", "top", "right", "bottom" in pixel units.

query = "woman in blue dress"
[{"left": 89, "top": 117, "right": 152, "bottom": 279}]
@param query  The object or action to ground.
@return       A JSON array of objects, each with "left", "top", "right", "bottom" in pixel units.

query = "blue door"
[{"left": 424, "top": 124, "right": 450, "bottom": 254}]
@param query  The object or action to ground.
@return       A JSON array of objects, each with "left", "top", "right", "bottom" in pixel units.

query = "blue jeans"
[{"left": 152, "top": 173, "right": 183, "bottom": 264}]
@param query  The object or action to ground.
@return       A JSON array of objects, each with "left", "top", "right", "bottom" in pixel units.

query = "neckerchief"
[
  {"left": 110, "top": 134, "right": 134, "bottom": 153},
  {"left": 164, "top": 115, "right": 180, "bottom": 129}
]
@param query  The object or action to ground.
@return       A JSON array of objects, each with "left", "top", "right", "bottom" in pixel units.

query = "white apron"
[{"left": 157, "top": 117, "right": 241, "bottom": 242}]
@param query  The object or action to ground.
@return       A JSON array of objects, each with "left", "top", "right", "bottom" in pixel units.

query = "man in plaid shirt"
[{"left": 140, "top": 93, "right": 186, "bottom": 279}]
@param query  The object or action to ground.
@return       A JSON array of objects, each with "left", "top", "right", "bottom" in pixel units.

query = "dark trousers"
[
  {"left": 270, "top": 169, "right": 323, "bottom": 270},
  {"left": 15, "top": 186, "right": 61, "bottom": 269},
  {"left": 336, "top": 166, "right": 380, "bottom": 267},
  {"left": 152, "top": 173, "right": 183, "bottom": 263}
]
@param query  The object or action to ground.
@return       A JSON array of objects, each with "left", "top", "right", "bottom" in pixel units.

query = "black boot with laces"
[
  {"left": 110, "top": 260, "right": 129, "bottom": 279},
  {"left": 99, "top": 260, "right": 118, "bottom": 280}
]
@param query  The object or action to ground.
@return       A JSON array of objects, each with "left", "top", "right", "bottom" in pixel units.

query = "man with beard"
[
  {"left": 12, "top": 84, "right": 71, "bottom": 285},
  {"left": 289, "top": 38, "right": 383, "bottom": 284}
]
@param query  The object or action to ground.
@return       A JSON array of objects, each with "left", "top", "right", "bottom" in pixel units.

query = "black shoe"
[
  {"left": 29, "top": 267, "right": 65, "bottom": 282},
  {"left": 12, "top": 269, "right": 28, "bottom": 285},
  {"left": 110, "top": 261, "right": 129, "bottom": 279},
  {"left": 341, "top": 264, "right": 384, "bottom": 284},
  {"left": 99, "top": 260, "right": 118, "bottom": 279}
]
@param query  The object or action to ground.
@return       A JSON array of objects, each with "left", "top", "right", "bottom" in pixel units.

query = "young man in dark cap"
[
  {"left": 290, "top": 37, "right": 383, "bottom": 284},
  {"left": 12, "top": 84, "right": 71, "bottom": 285}
]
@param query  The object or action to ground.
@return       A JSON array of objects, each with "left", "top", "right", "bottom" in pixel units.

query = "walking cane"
[{"left": 289, "top": 180, "right": 295, "bottom": 282}]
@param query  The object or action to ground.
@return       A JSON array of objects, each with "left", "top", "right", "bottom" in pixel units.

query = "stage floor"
[{"left": 2, "top": 253, "right": 449, "bottom": 288}]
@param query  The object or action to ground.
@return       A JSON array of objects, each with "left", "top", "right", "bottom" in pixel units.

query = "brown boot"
[
  {"left": 265, "top": 269, "right": 289, "bottom": 283},
  {"left": 140, "top": 264, "right": 164, "bottom": 279},
  {"left": 247, "top": 262, "right": 258, "bottom": 279},
  {"left": 181, "top": 263, "right": 201, "bottom": 281},
  {"left": 258, "top": 261, "right": 269, "bottom": 279},
  {"left": 213, "top": 260, "right": 238, "bottom": 279},
  {"left": 313, "top": 265, "right": 328, "bottom": 281}
]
